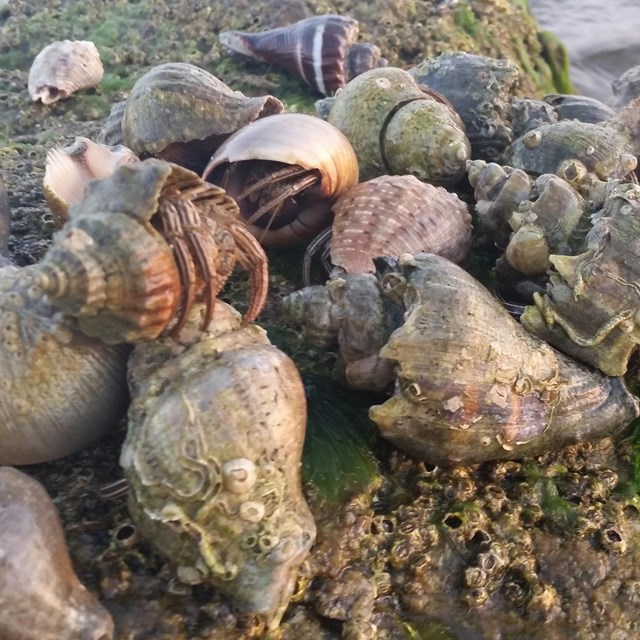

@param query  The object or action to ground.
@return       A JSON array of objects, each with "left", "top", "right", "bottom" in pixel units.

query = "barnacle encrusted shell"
[
  {"left": 122, "top": 63, "right": 284, "bottom": 172},
  {"left": 543, "top": 94, "right": 615, "bottom": 124},
  {"left": 43, "top": 137, "right": 138, "bottom": 226},
  {"left": 0, "top": 265, "right": 129, "bottom": 466},
  {"left": 503, "top": 120, "right": 638, "bottom": 183},
  {"left": 611, "top": 64, "right": 640, "bottom": 109},
  {"left": 509, "top": 97, "right": 557, "bottom": 140},
  {"left": 369, "top": 254, "right": 639, "bottom": 466},
  {"left": 121, "top": 303, "right": 316, "bottom": 628},
  {"left": 521, "top": 181, "right": 640, "bottom": 376},
  {"left": 327, "top": 67, "right": 470, "bottom": 184},
  {"left": 282, "top": 274, "right": 403, "bottom": 391},
  {"left": 410, "top": 52, "right": 520, "bottom": 161},
  {"left": 330, "top": 175, "right": 472, "bottom": 274},
  {"left": 219, "top": 15, "right": 360, "bottom": 96},
  {"left": 28, "top": 40, "right": 104, "bottom": 105},
  {"left": 0, "top": 466, "right": 115, "bottom": 640}
]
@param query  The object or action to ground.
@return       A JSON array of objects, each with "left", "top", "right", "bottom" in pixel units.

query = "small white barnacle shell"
[
  {"left": 28, "top": 40, "right": 104, "bottom": 105},
  {"left": 222, "top": 458, "right": 258, "bottom": 494},
  {"left": 239, "top": 501, "right": 266, "bottom": 523}
]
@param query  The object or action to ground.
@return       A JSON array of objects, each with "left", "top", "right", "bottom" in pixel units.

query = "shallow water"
[{"left": 529, "top": 0, "right": 640, "bottom": 102}]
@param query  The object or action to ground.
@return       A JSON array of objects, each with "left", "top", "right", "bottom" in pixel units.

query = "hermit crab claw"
[{"left": 203, "top": 113, "right": 359, "bottom": 248}]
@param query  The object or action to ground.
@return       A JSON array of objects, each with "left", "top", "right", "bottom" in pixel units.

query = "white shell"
[{"left": 28, "top": 40, "right": 104, "bottom": 105}]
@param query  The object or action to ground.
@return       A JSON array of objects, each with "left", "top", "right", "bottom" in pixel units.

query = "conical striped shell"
[
  {"left": 369, "top": 254, "right": 639, "bottom": 466},
  {"left": 219, "top": 15, "right": 359, "bottom": 97},
  {"left": 330, "top": 175, "right": 472, "bottom": 274},
  {"left": 122, "top": 63, "right": 284, "bottom": 171},
  {"left": 28, "top": 40, "right": 104, "bottom": 105},
  {"left": 43, "top": 137, "right": 138, "bottom": 227}
]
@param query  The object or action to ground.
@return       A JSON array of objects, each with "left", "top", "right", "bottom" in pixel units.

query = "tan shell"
[
  {"left": 122, "top": 302, "right": 316, "bottom": 628},
  {"left": 28, "top": 40, "right": 103, "bottom": 105},
  {"left": 330, "top": 175, "right": 472, "bottom": 274},
  {"left": 35, "top": 160, "right": 268, "bottom": 344},
  {"left": 122, "top": 62, "right": 284, "bottom": 172},
  {"left": 43, "top": 137, "right": 138, "bottom": 227},
  {"left": 0, "top": 467, "right": 115, "bottom": 639},
  {"left": 369, "top": 254, "right": 639, "bottom": 465},
  {"left": 0, "top": 264, "right": 129, "bottom": 466}
]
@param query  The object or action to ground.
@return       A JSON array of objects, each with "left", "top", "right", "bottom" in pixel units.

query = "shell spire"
[{"left": 219, "top": 15, "right": 360, "bottom": 96}]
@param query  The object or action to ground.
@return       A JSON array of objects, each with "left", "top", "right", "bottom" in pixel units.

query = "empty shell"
[{"left": 28, "top": 40, "right": 104, "bottom": 105}]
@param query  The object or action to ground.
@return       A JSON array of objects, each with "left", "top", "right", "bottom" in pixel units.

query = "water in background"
[{"left": 529, "top": 0, "right": 640, "bottom": 102}]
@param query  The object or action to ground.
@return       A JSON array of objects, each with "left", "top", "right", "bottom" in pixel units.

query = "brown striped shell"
[
  {"left": 369, "top": 254, "right": 640, "bottom": 466},
  {"left": 0, "top": 467, "right": 115, "bottom": 640},
  {"left": 328, "top": 175, "right": 472, "bottom": 274},
  {"left": 28, "top": 40, "right": 103, "bottom": 105},
  {"left": 43, "top": 137, "right": 138, "bottom": 227},
  {"left": 121, "top": 63, "right": 284, "bottom": 173},
  {"left": 35, "top": 160, "right": 268, "bottom": 344},
  {"left": 219, "top": 15, "right": 361, "bottom": 97}
]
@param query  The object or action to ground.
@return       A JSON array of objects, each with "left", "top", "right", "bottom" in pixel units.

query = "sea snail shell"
[
  {"left": 219, "top": 15, "right": 386, "bottom": 97},
  {"left": 0, "top": 466, "right": 115, "bottom": 640},
  {"left": 0, "top": 264, "right": 129, "bottom": 466},
  {"left": 28, "top": 40, "right": 104, "bottom": 105},
  {"left": 327, "top": 67, "right": 471, "bottom": 184},
  {"left": 122, "top": 302, "right": 316, "bottom": 628},
  {"left": 369, "top": 253, "right": 640, "bottom": 466}
]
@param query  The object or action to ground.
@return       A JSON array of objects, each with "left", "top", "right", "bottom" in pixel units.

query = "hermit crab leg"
[
  {"left": 242, "top": 168, "right": 321, "bottom": 226},
  {"left": 302, "top": 226, "right": 333, "bottom": 287},
  {"left": 158, "top": 198, "right": 197, "bottom": 336},
  {"left": 230, "top": 222, "right": 269, "bottom": 325}
]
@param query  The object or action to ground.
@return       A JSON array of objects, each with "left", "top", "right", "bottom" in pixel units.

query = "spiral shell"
[
  {"left": 219, "top": 15, "right": 361, "bottom": 96},
  {"left": 611, "top": 64, "right": 640, "bottom": 109},
  {"left": 121, "top": 302, "right": 316, "bottom": 628},
  {"left": 521, "top": 181, "right": 640, "bottom": 376},
  {"left": 282, "top": 274, "right": 403, "bottom": 391},
  {"left": 329, "top": 175, "right": 472, "bottom": 274},
  {"left": 0, "top": 466, "right": 115, "bottom": 640},
  {"left": 410, "top": 52, "right": 520, "bottom": 161},
  {"left": 43, "top": 137, "right": 138, "bottom": 227},
  {"left": 35, "top": 160, "right": 268, "bottom": 343},
  {"left": 0, "top": 264, "right": 129, "bottom": 466},
  {"left": 122, "top": 63, "right": 284, "bottom": 173},
  {"left": 327, "top": 67, "right": 470, "bottom": 184},
  {"left": 503, "top": 120, "right": 638, "bottom": 183},
  {"left": 28, "top": 40, "right": 103, "bottom": 105},
  {"left": 97, "top": 100, "right": 126, "bottom": 146},
  {"left": 369, "top": 254, "right": 639, "bottom": 465},
  {"left": 543, "top": 94, "right": 615, "bottom": 124}
]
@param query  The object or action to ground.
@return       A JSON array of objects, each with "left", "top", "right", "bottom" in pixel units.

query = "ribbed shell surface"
[
  {"left": 330, "top": 175, "right": 472, "bottom": 273},
  {"left": 28, "top": 40, "right": 104, "bottom": 105}
]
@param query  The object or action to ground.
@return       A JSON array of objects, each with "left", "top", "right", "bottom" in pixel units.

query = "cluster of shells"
[{"left": 5, "top": 13, "right": 640, "bottom": 639}]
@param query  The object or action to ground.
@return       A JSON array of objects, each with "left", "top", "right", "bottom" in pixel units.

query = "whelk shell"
[
  {"left": 35, "top": 160, "right": 268, "bottom": 343},
  {"left": 28, "top": 40, "right": 104, "bottom": 105},
  {"left": 0, "top": 466, "right": 115, "bottom": 640},
  {"left": 122, "top": 302, "right": 316, "bottom": 628},
  {"left": 122, "top": 62, "right": 284, "bottom": 173},
  {"left": 0, "top": 264, "right": 129, "bottom": 466},
  {"left": 219, "top": 15, "right": 383, "bottom": 97},
  {"left": 369, "top": 254, "right": 639, "bottom": 465}
]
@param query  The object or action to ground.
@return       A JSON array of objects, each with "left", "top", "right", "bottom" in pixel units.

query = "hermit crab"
[
  {"left": 204, "top": 113, "right": 359, "bottom": 247},
  {"left": 34, "top": 159, "right": 268, "bottom": 343}
]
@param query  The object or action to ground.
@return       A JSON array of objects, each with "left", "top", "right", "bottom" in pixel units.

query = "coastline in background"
[{"left": 529, "top": 0, "right": 640, "bottom": 102}]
